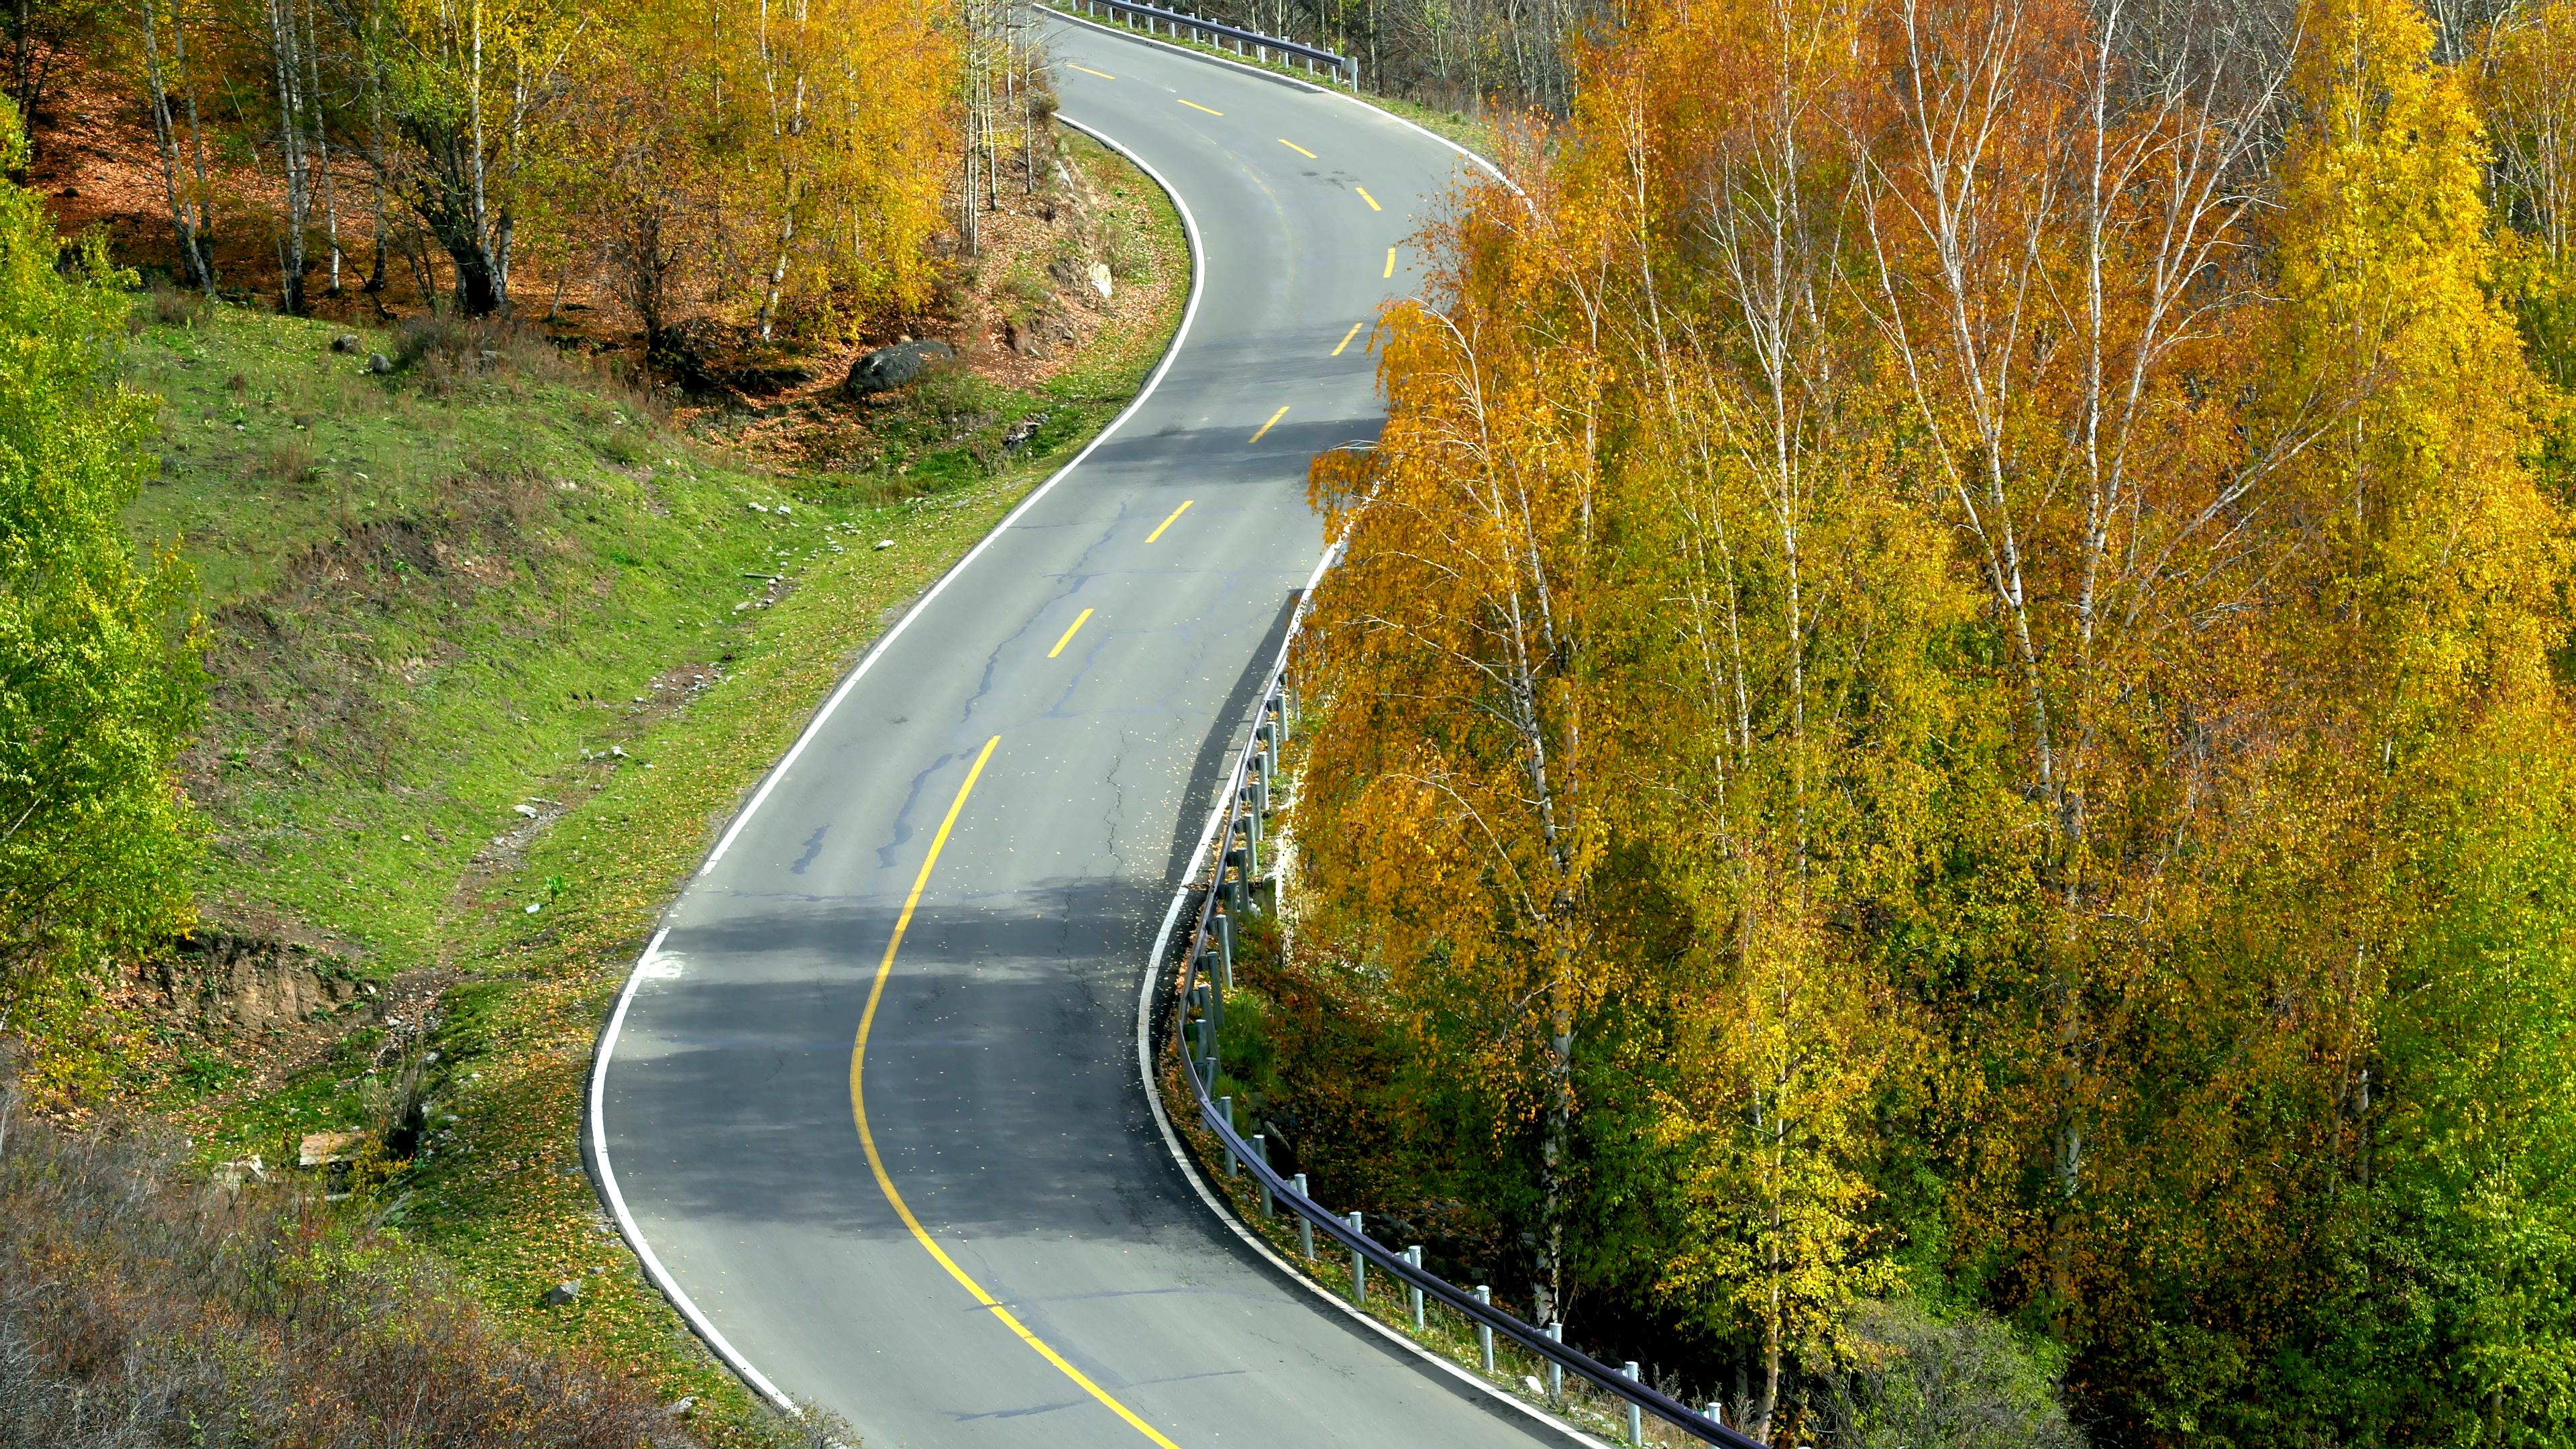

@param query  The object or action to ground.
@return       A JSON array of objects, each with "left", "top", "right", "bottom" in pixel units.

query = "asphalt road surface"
[{"left": 592, "top": 17, "right": 1573, "bottom": 1449}]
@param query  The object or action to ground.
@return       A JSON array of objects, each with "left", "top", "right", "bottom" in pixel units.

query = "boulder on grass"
[{"left": 845, "top": 339, "right": 955, "bottom": 396}]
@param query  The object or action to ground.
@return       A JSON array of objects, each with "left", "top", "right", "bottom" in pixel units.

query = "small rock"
[
  {"left": 610, "top": 745, "right": 629, "bottom": 758},
  {"left": 669, "top": 1396, "right": 698, "bottom": 1417},
  {"left": 215, "top": 1155, "right": 266, "bottom": 1189},
  {"left": 1089, "top": 262, "right": 1114, "bottom": 299},
  {"left": 1003, "top": 413, "right": 1046, "bottom": 451},
  {"left": 330, "top": 333, "right": 361, "bottom": 353},
  {"left": 542, "top": 1281, "right": 581, "bottom": 1307},
  {"left": 367, "top": 352, "right": 394, "bottom": 374},
  {"left": 524, "top": 902, "right": 542, "bottom": 914},
  {"left": 874, "top": 539, "right": 894, "bottom": 550},
  {"left": 297, "top": 1131, "right": 364, "bottom": 1169},
  {"left": 1523, "top": 1375, "right": 1545, "bottom": 1396},
  {"left": 844, "top": 339, "right": 956, "bottom": 396},
  {"left": 513, "top": 803, "right": 539, "bottom": 818}
]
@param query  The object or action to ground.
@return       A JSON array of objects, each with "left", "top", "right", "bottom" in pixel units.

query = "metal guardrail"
[
  {"left": 1165, "top": 549, "right": 1761, "bottom": 1448},
  {"left": 1052, "top": 0, "right": 1358, "bottom": 88}
]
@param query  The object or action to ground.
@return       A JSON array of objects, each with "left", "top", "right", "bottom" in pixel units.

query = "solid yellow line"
[
  {"left": 1144, "top": 498, "right": 1193, "bottom": 542},
  {"left": 1249, "top": 406, "right": 1289, "bottom": 443},
  {"left": 1278, "top": 138, "right": 1316, "bottom": 158},
  {"left": 1331, "top": 322, "right": 1363, "bottom": 358},
  {"left": 1179, "top": 97, "right": 1223, "bottom": 115},
  {"left": 1383, "top": 245, "right": 1396, "bottom": 278},
  {"left": 1354, "top": 185, "right": 1381, "bottom": 211},
  {"left": 1048, "top": 607, "right": 1094, "bottom": 658},
  {"left": 849, "top": 736, "right": 1181, "bottom": 1449},
  {"left": 1069, "top": 63, "right": 1115, "bottom": 78}
]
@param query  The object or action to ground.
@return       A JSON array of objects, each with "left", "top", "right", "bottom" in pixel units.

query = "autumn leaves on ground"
[{"left": 1264, "top": 0, "right": 2576, "bottom": 1443}]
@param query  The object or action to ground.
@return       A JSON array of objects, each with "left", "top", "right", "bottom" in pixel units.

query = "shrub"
[
  {"left": 1824, "top": 1298, "right": 2084, "bottom": 1449},
  {"left": 0, "top": 1085, "right": 741, "bottom": 1447}
]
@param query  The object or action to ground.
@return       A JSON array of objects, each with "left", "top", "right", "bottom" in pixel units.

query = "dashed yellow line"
[
  {"left": 1355, "top": 185, "right": 1381, "bottom": 211},
  {"left": 1384, "top": 245, "right": 1397, "bottom": 278},
  {"left": 1179, "top": 97, "right": 1224, "bottom": 115},
  {"left": 1332, "top": 322, "right": 1364, "bottom": 357},
  {"left": 1145, "top": 498, "right": 1194, "bottom": 542},
  {"left": 1279, "top": 138, "right": 1317, "bottom": 158},
  {"left": 1068, "top": 63, "right": 1114, "bottom": 78},
  {"left": 1250, "top": 406, "right": 1289, "bottom": 443},
  {"left": 1048, "top": 607, "right": 1094, "bottom": 659},
  {"left": 849, "top": 735, "right": 1183, "bottom": 1449}
]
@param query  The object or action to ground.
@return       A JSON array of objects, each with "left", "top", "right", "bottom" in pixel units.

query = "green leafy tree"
[{"left": 0, "top": 99, "right": 204, "bottom": 1054}]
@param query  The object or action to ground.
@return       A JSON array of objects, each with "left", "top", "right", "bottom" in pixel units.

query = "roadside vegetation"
[
  {"left": 1, "top": 57, "right": 1190, "bottom": 1434},
  {"left": 1258, "top": 0, "right": 2576, "bottom": 1442},
  {"left": 0, "top": 1083, "right": 849, "bottom": 1448}
]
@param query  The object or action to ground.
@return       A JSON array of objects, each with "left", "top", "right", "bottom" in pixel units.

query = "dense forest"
[{"left": 1279, "top": 0, "right": 2576, "bottom": 1442}]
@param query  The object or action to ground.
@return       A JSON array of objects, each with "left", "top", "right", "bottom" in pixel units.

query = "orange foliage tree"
[{"left": 1285, "top": 0, "right": 2576, "bottom": 1435}]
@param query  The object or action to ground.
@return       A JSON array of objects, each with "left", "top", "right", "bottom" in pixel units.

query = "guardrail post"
[
  {"left": 1625, "top": 1363, "right": 1644, "bottom": 1445},
  {"left": 1294, "top": 1175, "right": 1312, "bottom": 1258},
  {"left": 1220, "top": 1095, "right": 1238, "bottom": 1175},
  {"left": 1252, "top": 1134, "right": 1271, "bottom": 1214},
  {"left": 1216, "top": 910, "right": 1234, "bottom": 985},
  {"left": 1346, "top": 1212, "right": 1366, "bottom": 1305},
  {"left": 1546, "top": 1322, "right": 1563, "bottom": 1402},
  {"left": 1403, "top": 1246, "right": 1425, "bottom": 1329},
  {"left": 1203, "top": 1047, "right": 1218, "bottom": 1085},
  {"left": 1474, "top": 1286, "right": 1494, "bottom": 1370},
  {"left": 1706, "top": 1401, "right": 1725, "bottom": 1426}
]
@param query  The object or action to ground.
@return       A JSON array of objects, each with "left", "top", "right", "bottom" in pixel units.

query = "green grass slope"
[{"left": 109, "top": 125, "right": 1189, "bottom": 1440}]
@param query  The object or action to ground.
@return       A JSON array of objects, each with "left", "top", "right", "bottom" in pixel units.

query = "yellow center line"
[
  {"left": 1047, "top": 607, "right": 1094, "bottom": 659},
  {"left": 1278, "top": 138, "right": 1316, "bottom": 158},
  {"left": 1331, "top": 322, "right": 1364, "bottom": 358},
  {"left": 1144, "top": 498, "right": 1194, "bottom": 542},
  {"left": 850, "top": 735, "right": 1182, "bottom": 1449},
  {"left": 1068, "top": 62, "right": 1115, "bottom": 78},
  {"left": 1354, "top": 185, "right": 1382, "bottom": 211},
  {"left": 1179, "top": 97, "right": 1223, "bottom": 115},
  {"left": 1249, "top": 406, "right": 1289, "bottom": 443},
  {"left": 1383, "top": 245, "right": 1397, "bottom": 279}
]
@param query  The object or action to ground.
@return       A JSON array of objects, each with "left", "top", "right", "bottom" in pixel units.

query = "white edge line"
[
  {"left": 587, "top": 111, "right": 1212, "bottom": 1417},
  {"left": 1130, "top": 551, "right": 1614, "bottom": 1449},
  {"left": 588, "top": 927, "right": 797, "bottom": 1412},
  {"left": 1041, "top": 3, "right": 1519, "bottom": 191}
]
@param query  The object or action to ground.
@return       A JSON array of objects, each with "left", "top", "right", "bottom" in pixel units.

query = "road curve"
[{"left": 593, "top": 21, "right": 1564, "bottom": 1448}]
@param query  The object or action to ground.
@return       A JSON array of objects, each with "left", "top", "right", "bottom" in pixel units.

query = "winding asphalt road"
[{"left": 592, "top": 18, "right": 1568, "bottom": 1448}]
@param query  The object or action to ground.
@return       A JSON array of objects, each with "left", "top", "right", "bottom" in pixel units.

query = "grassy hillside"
[{"left": 91, "top": 126, "right": 1189, "bottom": 1440}]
